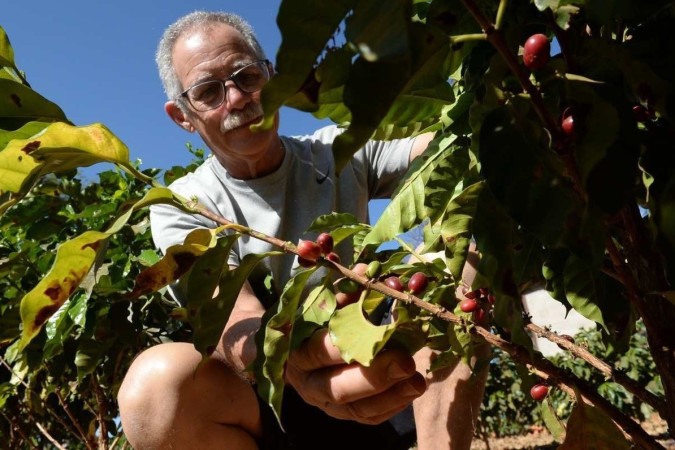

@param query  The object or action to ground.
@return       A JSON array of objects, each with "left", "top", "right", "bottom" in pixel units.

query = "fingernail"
[
  {"left": 388, "top": 362, "right": 409, "bottom": 380},
  {"left": 400, "top": 380, "right": 424, "bottom": 397}
]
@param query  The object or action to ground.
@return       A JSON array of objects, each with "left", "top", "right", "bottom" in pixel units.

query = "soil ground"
[{"left": 469, "top": 414, "right": 674, "bottom": 450}]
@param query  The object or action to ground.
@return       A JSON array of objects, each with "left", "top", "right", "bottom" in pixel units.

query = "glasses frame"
[{"left": 179, "top": 59, "right": 271, "bottom": 112}]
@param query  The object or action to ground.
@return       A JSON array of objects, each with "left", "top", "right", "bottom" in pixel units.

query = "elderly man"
[{"left": 118, "top": 10, "right": 486, "bottom": 450}]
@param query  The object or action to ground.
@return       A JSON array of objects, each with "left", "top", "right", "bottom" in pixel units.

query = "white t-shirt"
[{"left": 150, "top": 125, "right": 413, "bottom": 305}]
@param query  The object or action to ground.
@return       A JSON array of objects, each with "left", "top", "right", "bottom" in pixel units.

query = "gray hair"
[{"left": 156, "top": 11, "right": 266, "bottom": 109}]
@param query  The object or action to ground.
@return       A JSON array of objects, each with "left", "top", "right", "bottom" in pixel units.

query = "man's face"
[{"left": 170, "top": 24, "right": 278, "bottom": 162}]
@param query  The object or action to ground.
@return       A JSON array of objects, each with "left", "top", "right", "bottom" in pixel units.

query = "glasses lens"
[
  {"left": 232, "top": 61, "right": 269, "bottom": 93},
  {"left": 187, "top": 80, "right": 225, "bottom": 112}
]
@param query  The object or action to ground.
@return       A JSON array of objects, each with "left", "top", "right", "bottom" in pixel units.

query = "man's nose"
[{"left": 223, "top": 81, "right": 251, "bottom": 111}]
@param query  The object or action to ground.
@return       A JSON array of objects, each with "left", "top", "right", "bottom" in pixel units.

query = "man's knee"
[{"left": 118, "top": 342, "right": 261, "bottom": 449}]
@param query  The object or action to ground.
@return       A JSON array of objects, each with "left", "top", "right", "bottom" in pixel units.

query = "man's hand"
[{"left": 285, "top": 328, "right": 426, "bottom": 424}]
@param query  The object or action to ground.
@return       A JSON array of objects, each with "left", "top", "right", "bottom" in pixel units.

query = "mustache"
[{"left": 221, "top": 103, "right": 264, "bottom": 132}]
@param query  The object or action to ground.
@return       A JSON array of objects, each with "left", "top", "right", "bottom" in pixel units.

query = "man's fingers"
[
  {"left": 287, "top": 329, "right": 345, "bottom": 372},
  {"left": 316, "top": 372, "right": 426, "bottom": 424}
]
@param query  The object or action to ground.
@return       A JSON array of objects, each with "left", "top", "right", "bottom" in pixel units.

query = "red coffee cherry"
[
  {"left": 325, "top": 252, "right": 341, "bottom": 263},
  {"left": 316, "top": 232, "right": 334, "bottom": 255},
  {"left": 562, "top": 115, "right": 575, "bottom": 136},
  {"left": 530, "top": 384, "right": 549, "bottom": 402},
  {"left": 385, "top": 276, "right": 404, "bottom": 292},
  {"left": 407, "top": 272, "right": 429, "bottom": 295},
  {"left": 297, "top": 240, "right": 321, "bottom": 263},
  {"left": 523, "top": 33, "right": 550, "bottom": 71},
  {"left": 460, "top": 298, "right": 479, "bottom": 313}
]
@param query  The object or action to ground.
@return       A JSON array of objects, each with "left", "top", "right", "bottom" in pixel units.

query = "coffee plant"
[{"left": 1, "top": 0, "right": 675, "bottom": 448}]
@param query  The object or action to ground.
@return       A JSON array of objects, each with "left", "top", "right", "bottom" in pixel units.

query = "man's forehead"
[{"left": 178, "top": 23, "right": 249, "bottom": 53}]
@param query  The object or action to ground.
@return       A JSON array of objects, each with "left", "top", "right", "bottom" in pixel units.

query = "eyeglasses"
[{"left": 179, "top": 60, "right": 271, "bottom": 112}]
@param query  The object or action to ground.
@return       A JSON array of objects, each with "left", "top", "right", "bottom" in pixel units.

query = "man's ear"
[{"left": 165, "top": 100, "right": 195, "bottom": 133}]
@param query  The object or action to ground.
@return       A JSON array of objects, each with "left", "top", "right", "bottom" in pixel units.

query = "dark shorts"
[{"left": 258, "top": 385, "right": 416, "bottom": 450}]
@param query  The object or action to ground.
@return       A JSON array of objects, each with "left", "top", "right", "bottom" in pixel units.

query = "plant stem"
[
  {"left": 54, "top": 390, "right": 95, "bottom": 450},
  {"left": 495, "top": 0, "right": 508, "bottom": 30},
  {"left": 460, "top": 0, "right": 561, "bottom": 141},
  {"left": 35, "top": 422, "right": 67, "bottom": 450},
  {"left": 91, "top": 375, "right": 110, "bottom": 450},
  {"left": 527, "top": 322, "right": 667, "bottom": 417},
  {"left": 450, "top": 33, "right": 487, "bottom": 45}
]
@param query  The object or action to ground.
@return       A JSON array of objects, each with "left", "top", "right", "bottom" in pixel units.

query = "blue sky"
[{"left": 3, "top": 1, "right": 330, "bottom": 172}]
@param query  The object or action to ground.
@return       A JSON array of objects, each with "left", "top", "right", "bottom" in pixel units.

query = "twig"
[
  {"left": 0, "top": 356, "right": 85, "bottom": 444},
  {"left": 35, "top": 422, "right": 67, "bottom": 450},
  {"left": 91, "top": 375, "right": 110, "bottom": 450},
  {"left": 54, "top": 390, "right": 95, "bottom": 450},
  {"left": 526, "top": 323, "right": 667, "bottom": 417},
  {"left": 1, "top": 410, "right": 36, "bottom": 449}
]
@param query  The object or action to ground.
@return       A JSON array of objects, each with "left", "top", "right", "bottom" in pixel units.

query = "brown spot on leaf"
[
  {"left": 173, "top": 252, "right": 198, "bottom": 279},
  {"left": 44, "top": 285, "right": 62, "bottom": 301},
  {"left": 274, "top": 321, "right": 293, "bottom": 335},
  {"left": 22, "top": 141, "right": 41, "bottom": 154},
  {"left": 10, "top": 93, "right": 22, "bottom": 108},
  {"left": 34, "top": 304, "right": 61, "bottom": 328},
  {"left": 82, "top": 241, "right": 101, "bottom": 252}
]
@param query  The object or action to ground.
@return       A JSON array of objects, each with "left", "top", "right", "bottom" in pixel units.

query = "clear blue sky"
[
  {"left": 2, "top": 1, "right": 407, "bottom": 221},
  {"left": 3, "top": 1, "right": 329, "bottom": 171}
]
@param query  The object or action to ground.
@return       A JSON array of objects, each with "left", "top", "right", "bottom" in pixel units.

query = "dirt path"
[{"left": 470, "top": 415, "right": 674, "bottom": 450}]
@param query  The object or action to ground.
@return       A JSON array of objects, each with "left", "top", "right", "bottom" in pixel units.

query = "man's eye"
[{"left": 192, "top": 83, "right": 221, "bottom": 102}]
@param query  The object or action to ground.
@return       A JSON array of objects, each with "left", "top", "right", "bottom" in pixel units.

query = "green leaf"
[
  {"left": 563, "top": 255, "right": 606, "bottom": 330},
  {"left": 361, "top": 134, "right": 465, "bottom": 248},
  {"left": 540, "top": 398, "right": 566, "bottom": 442},
  {"left": 334, "top": 9, "right": 452, "bottom": 170},
  {"left": 18, "top": 187, "right": 177, "bottom": 348},
  {"left": 291, "top": 283, "right": 337, "bottom": 350},
  {"left": 256, "top": 0, "right": 356, "bottom": 130},
  {"left": 192, "top": 249, "right": 280, "bottom": 356},
  {"left": 478, "top": 107, "right": 579, "bottom": 247},
  {"left": 437, "top": 182, "right": 484, "bottom": 280},
  {"left": 559, "top": 396, "right": 632, "bottom": 450},
  {"left": 0, "top": 27, "right": 16, "bottom": 69},
  {"left": 254, "top": 269, "right": 316, "bottom": 426},
  {"left": 329, "top": 293, "right": 398, "bottom": 366},
  {"left": 0, "top": 78, "right": 67, "bottom": 124}
]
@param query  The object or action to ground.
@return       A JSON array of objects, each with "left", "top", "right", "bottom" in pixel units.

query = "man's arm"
[{"left": 410, "top": 132, "right": 436, "bottom": 163}]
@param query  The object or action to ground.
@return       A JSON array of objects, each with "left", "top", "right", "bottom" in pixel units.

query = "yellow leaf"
[
  {"left": 0, "top": 122, "right": 129, "bottom": 194},
  {"left": 19, "top": 231, "right": 109, "bottom": 349}
]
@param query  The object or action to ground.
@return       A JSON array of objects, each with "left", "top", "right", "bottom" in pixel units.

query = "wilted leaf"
[
  {"left": 0, "top": 79, "right": 67, "bottom": 128},
  {"left": 0, "top": 122, "right": 129, "bottom": 197},
  {"left": 559, "top": 398, "right": 632, "bottom": 450},
  {"left": 18, "top": 187, "right": 178, "bottom": 348},
  {"left": 128, "top": 227, "right": 225, "bottom": 298},
  {"left": 19, "top": 230, "right": 109, "bottom": 349}
]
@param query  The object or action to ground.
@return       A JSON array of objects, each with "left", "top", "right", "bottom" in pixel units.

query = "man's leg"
[
  {"left": 118, "top": 342, "right": 262, "bottom": 450},
  {"left": 412, "top": 345, "right": 489, "bottom": 450}
]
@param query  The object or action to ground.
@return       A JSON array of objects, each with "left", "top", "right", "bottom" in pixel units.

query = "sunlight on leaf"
[{"left": 329, "top": 291, "right": 398, "bottom": 366}]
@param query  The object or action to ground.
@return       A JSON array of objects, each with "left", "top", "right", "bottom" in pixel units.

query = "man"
[{"left": 118, "top": 11, "right": 487, "bottom": 450}]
